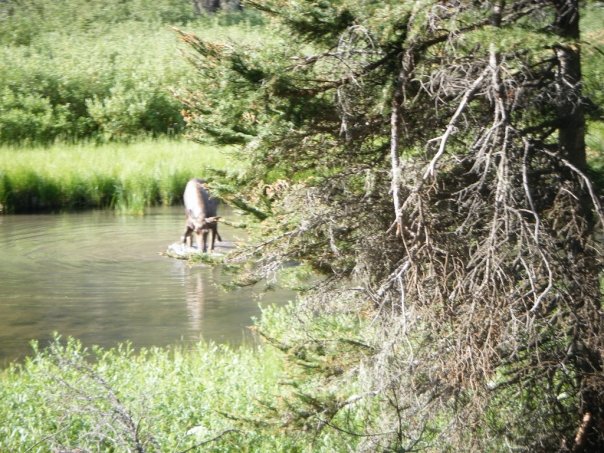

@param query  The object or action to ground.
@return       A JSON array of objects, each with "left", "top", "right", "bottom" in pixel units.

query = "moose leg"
[
  {"left": 201, "top": 229, "right": 209, "bottom": 253},
  {"left": 209, "top": 226, "right": 216, "bottom": 252},
  {"left": 182, "top": 225, "right": 193, "bottom": 247},
  {"left": 194, "top": 230, "right": 203, "bottom": 251}
]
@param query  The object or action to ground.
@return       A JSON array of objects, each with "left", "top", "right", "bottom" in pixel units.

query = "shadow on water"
[{"left": 0, "top": 206, "right": 293, "bottom": 367}]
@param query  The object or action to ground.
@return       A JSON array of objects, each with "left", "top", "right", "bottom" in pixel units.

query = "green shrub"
[
  {"left": 582, "top": 4, "right": 604, "bottom": 114},
  {"left": 0, "top": 330, "right": 361, "bottom": 452},
  {"left": 0, "top": 0, "right": 200, "bottom": 45},
  {"left": 0, "top": 0, "right": 267, "bottom": 145}
]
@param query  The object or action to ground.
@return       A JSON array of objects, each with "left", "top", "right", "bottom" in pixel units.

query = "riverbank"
[
  {"left": 0, "top": 336, "right": 289, "bottom": 451},
  {"left": 0, "top": 139, "right": 237, "bottom": 214},
  {"left": 0, "top": 319, "right": 366, "bottom": 452}
]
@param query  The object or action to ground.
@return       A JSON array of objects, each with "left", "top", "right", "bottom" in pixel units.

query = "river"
[{"left": 0, "top": 206, "right": 291, "bottom": 367}]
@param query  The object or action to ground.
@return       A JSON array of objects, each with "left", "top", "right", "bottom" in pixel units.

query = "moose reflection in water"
[
  {"left": 181, "top": 178, "right": 222, "bottom": 253},
  {"left": 186, "top": 271, "right": 205, "bottom": 334}
]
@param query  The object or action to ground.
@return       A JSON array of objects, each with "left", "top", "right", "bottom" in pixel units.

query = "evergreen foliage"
[{"left": 182, "top": 1, "right": 604, "bottom": 451}]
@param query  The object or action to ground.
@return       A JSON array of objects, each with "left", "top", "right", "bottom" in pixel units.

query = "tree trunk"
[
  {"left": 553, "top": 0, "right": 586, "bottom": 170},
  {"left": 389, "top": 61, "right": 404, "bottom": 238},
  {"left": 552, "top": 2, "right": 603, "bottom": 451}
]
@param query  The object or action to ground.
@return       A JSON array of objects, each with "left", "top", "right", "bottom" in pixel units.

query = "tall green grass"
[
  {"left": 0, "top": 139, "right": 236, "bottom": 214},
  {"left": 587, "top": 121, "right": 604, "bottom": 190}
]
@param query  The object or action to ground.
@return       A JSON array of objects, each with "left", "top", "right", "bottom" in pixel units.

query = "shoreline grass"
[{"left": 0, "top": 139, "right": 238, "bottom": 214}]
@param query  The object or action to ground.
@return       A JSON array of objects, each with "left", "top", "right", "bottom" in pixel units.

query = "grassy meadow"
[{"left": 0, "top": 139, "right": 236, "bottom": 214}]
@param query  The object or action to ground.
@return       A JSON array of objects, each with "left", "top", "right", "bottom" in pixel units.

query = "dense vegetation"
[
  {"left": 0, "top": 0, "right": 261, "bottom": 213},
  {"left": 0, "top": 309, "right": 371, "bottom": 452},
  {"left": 0, "top": 328, "right": 360, "bottom": 451},
  {"left": 1, "top": 1, "right": 603, "bottom": 452},
  {"left": 0, "top": 0, "right": 262, "bottom": 145}
]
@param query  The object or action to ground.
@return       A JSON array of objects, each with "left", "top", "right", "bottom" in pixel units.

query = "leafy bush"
[
  {"left": 582, "top": 3, "right": 604, "bottom": 116},
  {"left": 0, "top": 0, "right": 266, "bottom": 145},
  {"left": 0, "top": 0, "right": 200, "bottom": 45},
  {"left": 0, "top": 328, "right": 363, "bottom": 452}
]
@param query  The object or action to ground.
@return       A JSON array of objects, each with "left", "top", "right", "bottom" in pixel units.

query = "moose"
[{"left": 181, "top": 178, "right": 221, "bottom": 252}]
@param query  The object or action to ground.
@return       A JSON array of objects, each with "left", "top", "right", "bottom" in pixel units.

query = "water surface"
[{"left": 0, "top": 207, "right": 291, "bottom": 366}]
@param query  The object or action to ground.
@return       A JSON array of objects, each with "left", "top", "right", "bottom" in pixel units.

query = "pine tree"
[{"left": 179, "top": 1, "right": 603, "bottom": 450}]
